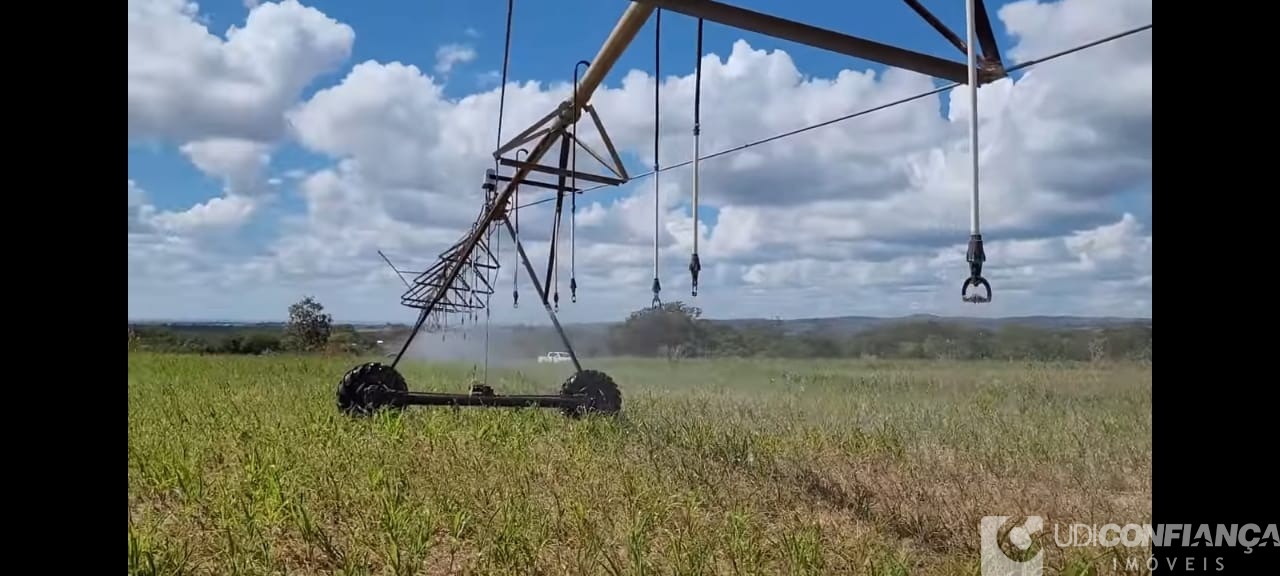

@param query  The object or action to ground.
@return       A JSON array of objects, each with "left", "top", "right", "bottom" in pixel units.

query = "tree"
[
  {"left": 609, "top": 301, "right": 704, "bottom": 360},
  {"left": 1088, "top": 331, "right": 1108, "bottom": 363},
  {"left": 240, "top": 333, "right": 282, "bottom": 355},
  {"left": 284, "top": 296, "right": 332, "bottom": 352}
]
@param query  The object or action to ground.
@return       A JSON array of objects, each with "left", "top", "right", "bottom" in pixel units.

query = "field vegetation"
[{"left": 128, "top": 350, "right": 1152, "bottom": 575}]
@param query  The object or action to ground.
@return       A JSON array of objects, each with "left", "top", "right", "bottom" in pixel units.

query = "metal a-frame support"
[{"left": 497, "top": 119, "right": 630, "bottom": 311}]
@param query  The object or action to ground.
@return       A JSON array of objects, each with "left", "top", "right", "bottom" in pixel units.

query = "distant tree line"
[
  {"left": 128, "top": 297, "right": 385, "bottom": 356},
  {"left": 128, "top": 298, "right": 1152, "bottom": 362},
  {"left": 605, "top": 302, "right": 1151, "bottom": 363}
]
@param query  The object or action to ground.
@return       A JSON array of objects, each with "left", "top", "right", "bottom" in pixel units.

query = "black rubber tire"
[
  {"left": 337, "top": 362, "right": 408, "bottom": 416},
  {"left": 559, "top": 369, "right": 623, "bottom": 418}
]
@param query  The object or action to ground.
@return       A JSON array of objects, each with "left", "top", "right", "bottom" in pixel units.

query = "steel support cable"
[
  {"left": 494, "top": 0, "right": 514, "bottom": 160},
  {"left": 514, "top": 22, "right": 1152, "bottom": 212},
  {"left": 485, "top": 0, "right": 516, "bottom": 382}
]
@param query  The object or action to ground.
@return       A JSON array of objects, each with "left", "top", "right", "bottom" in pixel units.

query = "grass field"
[{"left": 128, "top": 352, "right": 1152, "bottom": 575}]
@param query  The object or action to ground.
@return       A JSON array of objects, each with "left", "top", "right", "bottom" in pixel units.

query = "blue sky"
[
  {"left": 130, "top": 0, "right": 1021, "bottom": 229},
  {"left": 128, "top": 0, "right": 1152, "bottom": 323}
]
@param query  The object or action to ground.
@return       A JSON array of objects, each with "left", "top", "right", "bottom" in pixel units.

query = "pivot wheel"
[
  {"left": 560, "top": 369, "right": 622, "bottom": 418},
  {"left": 337, "top": 362, "right": 408, "bottom": 416}
]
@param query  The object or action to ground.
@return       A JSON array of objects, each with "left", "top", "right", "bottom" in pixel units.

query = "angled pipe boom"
[{"left": 633, "top": 0, "right": 1006, "bottom": 84}]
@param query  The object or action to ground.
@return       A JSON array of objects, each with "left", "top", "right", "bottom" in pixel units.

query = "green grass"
[{"left": 128, "top": 353, "right": 1151, "bottom": 575}]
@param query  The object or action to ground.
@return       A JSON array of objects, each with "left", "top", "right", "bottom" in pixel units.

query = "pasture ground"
[{"left": 128, "top": 353, "right": 1152, "bottom": 575}]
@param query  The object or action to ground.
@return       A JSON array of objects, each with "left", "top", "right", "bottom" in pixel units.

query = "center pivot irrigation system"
[{"left": 338, "top": 0, "right": 1152, "bottom": 418}]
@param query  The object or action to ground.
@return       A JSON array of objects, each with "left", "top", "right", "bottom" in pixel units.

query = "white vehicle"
[{"left": 538, "top": 351, "right": 572, "bottom": 364}]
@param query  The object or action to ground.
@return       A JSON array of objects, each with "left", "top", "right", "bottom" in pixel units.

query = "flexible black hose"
[{"left": 651, "top": 8, "right": 662, "bottom": 307}]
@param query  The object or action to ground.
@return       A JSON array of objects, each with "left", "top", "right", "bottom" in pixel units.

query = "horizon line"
[{"left": 127, "top": 312, "right": 1154, "bottom": 326}]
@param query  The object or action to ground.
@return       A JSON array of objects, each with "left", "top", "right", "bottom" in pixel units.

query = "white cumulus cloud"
[
  {"left": 127, "top": 0, "right": 1152, "bottom": 323},
  {"left": 128, "top": 0, "right": 354, "bottom": 143},
  {"left": 434, "top": 43, "right": 477, "bottom": 75}
]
